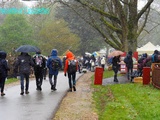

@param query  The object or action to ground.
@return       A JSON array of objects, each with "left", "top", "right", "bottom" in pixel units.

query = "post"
[
  {"left": 94, "top": 67, "right": 103, "bottom": 85},
  {"left": 143, "top": 67, "right": 150, "bottom": 85}
]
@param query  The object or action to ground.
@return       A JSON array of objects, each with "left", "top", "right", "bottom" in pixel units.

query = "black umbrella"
[{"left": 15, "top": 45, "right": 40, "bottom": 53}]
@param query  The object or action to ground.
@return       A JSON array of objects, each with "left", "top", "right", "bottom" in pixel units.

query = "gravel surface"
[{"left": 53, "top": 72, "right": 98, "bottom": 120}]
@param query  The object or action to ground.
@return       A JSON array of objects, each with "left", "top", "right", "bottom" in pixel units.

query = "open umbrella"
[
  {"left": 85, "top": 52, "right": 92, "bottom": 56},
  {"left": 108, "top": 50, "right": 124, "bottom": 57},
  {"left": 15, "top": 45, "right": 40, "bottom": 53},
  {"left": 92, "top": 52, "right": 100, "bottom": 57}
]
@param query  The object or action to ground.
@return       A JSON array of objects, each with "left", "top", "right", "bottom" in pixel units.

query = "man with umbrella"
[
  {"left": 14, "top": 45, "right": 41, "bottom": 94},
  {"left": 14, "top": 52, "right": 35, "bottom": 95}
]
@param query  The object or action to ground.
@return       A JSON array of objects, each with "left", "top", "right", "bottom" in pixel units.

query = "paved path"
[
  {"left": 102, "top": 75, "right": 130, "bottom": 85},
  {"left": 0, "top": 72, "right": 83, "bottom": 120}
]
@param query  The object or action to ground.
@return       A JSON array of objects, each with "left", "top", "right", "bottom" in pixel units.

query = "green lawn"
[{"left": 92, "top": 70, "right": 160, "bottom": 120}]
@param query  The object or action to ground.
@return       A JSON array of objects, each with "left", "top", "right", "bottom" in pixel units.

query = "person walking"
[
  {"left": 64, "top": 50, "right": 78, "bottom": 92},
  {"left": 32, "top": 51, "right": 46, "bottom": 91},
  {"left": 112, "top": 55, "right": 120, "bottom": 82},
  {"left": 151, "top": 50, "right": 159, "bottom": 71},
  {"left": 101, "top": 56, "right": 106, "bottom": 71},
  {"left": 47, "top": 49, "right": 62, "bottom": 91},
  {"left": 0, "top": 51, "right": 10, "bottom": 96},
  {"left": 14, "top": 52, "right": 34, "bottom": 95},
  {"left": 124, "top": 51, "right": 133, "bottom": 82}
]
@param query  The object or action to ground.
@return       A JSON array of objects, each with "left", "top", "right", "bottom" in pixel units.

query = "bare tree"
[{"left": 56, "top": 0, "right": 154, "bottom": 52}]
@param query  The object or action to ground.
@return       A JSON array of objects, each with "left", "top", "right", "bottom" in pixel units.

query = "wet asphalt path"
[{"left": 0, "top": 72, "right": 83, "bottom": 120}]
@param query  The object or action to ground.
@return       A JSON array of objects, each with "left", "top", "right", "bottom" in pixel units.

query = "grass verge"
[
  {"left": 92, "top": 70, "right": 160, "bottom": 120},
  {"left": 6, "top": 78, "right": 18, "bottom": 84}
]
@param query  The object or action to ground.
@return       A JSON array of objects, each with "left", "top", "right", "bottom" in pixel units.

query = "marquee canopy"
[{"left": 137, "top": 42, "right": 158, "bottom": 55}]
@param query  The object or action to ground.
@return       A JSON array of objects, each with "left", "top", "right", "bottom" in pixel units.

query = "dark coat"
[
  {"left": 47, "top": 49, "right": 62, "bottom": 75},
  {"left": 124, "top": 54, "right": 133, "bottom": 69},
  {"left": 112, "top": 56, "right": 120, "bottom": 72},
  {"left": 0, "top": 51, "right": 10, "bottom": 78},
  {"left": 32, "top": 54, "right": 46, "bottom": 72},
  {"left": 14, "top": 52, "right": 34, "bottom": 75}
]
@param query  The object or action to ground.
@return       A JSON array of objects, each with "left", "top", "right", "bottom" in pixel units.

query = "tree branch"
[
  {"left": 137, "top": 7, "right": 150, "bottom": 39},
  {"left": 137, "top": 0, "right": 154, "bottom": 20},
  {"left": 74, "top": 0, "right": 121, "bottom": 24}
]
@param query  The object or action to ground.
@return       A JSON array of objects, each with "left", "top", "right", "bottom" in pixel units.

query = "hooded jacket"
[
  {"left": 47, "top": 49, "right": 62, "bottom": 75},
  {"left": 14, "top": 52, "right": 34, "bottom": 74},
  {"left": 124, "top": 52, "right": 133, "bottom": 69},
  {"left": 0, "top": 51, "right": 10, "bottom": 77},
  {"left": 64, "top": 51, "right": 78, "bottom": 74}
]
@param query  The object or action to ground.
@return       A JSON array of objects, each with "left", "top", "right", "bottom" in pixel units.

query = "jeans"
[
  {"left": 127, "top": 67, "right": 133, "bottom": 81},
  {"left": 20, "top": 73, "right": 29, "bottom": 91},
  {"left": 68, "top": 72, "right": 76, "bottom": 88},
  {"left": 49, "top": 74, "right": 57, "bottom": 88}
]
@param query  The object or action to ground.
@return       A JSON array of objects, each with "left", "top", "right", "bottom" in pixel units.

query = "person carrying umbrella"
[
  {"left": 14, "top": 52, "right": 35, "bottom": 95},
  {"left": 112, "top": 55, "right": 121, "bottom": 82}
]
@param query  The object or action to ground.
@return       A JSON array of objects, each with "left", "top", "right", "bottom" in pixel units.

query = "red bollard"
[
  {"left": 143, "top": 67, "right": 151, "bottom": 85},
  {"left": 94, "top": 67, "right": 103, "bottom": 85}
]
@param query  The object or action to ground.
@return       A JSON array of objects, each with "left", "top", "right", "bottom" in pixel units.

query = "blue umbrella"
[{"left": 92, "top": 52, "right": 99, "bottom": 57}]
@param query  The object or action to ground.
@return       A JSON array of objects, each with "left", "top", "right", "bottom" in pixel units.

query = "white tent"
[
  {"left": 156, "top": 45, "right": 160, "bottom": 51},
  {"left": 137, "top": 42, "right": 157, "bottom": 55}
]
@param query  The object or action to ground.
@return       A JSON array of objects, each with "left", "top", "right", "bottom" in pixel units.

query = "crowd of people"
[
  {"left": 111, "top": 49, "right": 160, "bottom": 83},
  {"left": 2, "top": 48, "right": 158, "bottom": 96},
  {"left": 0, "top": 49, "right": 81, "bottom": 96},
  {"left": 75, "top": 54, "right": 107, "bottom": 73}
]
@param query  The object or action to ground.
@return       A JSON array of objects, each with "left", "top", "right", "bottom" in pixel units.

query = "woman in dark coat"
[
  {"left": 112, "top": 55, "right": 120, "bottom": 82},
  {"left": 0, "top": 51, "right": 10, "bottom": 96}
]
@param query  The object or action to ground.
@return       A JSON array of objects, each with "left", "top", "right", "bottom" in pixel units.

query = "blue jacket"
[{"left": 47, "top": 49, "right": 62, "bottom": 75}]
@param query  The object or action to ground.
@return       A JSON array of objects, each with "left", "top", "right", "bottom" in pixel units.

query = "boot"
[
  {"left": 53, "top": 87, "right": 57, "bottom": 91},
  {"left": 51, "top": 85, "right": 54, "bottom": 91},
  {"left": 73, "top": 85, "right": 76, "bottom": 91},
  {"left": 39, "top": 86, "right": 42, "bottom": 91},
  {"left": 68, "top": 88, "right": 72, "bottom": 92},
  {"left": 25, "top": 90, "right": 29, "bottom": 94},
  {"left": 114, "top": 75, "right": 118, "bottom": 82},
  {"left": 1, "top": 93, "right": 5, "bottom": 96},
  {"left": 20, "top": 90, "right": 24, "bottom": 95}
]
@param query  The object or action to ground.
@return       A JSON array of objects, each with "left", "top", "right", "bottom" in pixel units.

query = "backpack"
[
  {"left": 35, "top": 56, "right": 43, "bottom": 67},
  {"left": 0, "top": 60, "right": 3, "bottom": 74},
  {"left": 68, "top": 59, "right": 77, "bottom": 73},
  {"left": 51, "top": 58, "right": 60, "bottom": 70},
  {"left": 124, "top": 57, "right": 128, "bottom": 64},
  {"left": 151, "top": 54, "right": 158, "bottom": 63}
]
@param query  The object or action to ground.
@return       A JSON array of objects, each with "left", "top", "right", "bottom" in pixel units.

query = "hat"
[
  {"left": 154, "top": 50, "right": 159, "bottom": 54},
  {"left": 36, "top": 51, "right": 41, "bottom": 54},
  {"left": 128, "top": 51, "right": 132, "bottom": 55}
]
